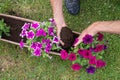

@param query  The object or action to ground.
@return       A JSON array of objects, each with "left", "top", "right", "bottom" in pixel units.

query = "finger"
[
  {"left": 74, "top": 38, "right": 82, "bottom": 47},
  {"left": 59, "top": 40, "right": 64, "bottom": 46},
  {"left": 73, "top": 33, "right": 85, "bottom": 47}
]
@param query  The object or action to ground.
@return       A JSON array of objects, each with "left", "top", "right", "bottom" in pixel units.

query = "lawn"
[{"left": 0, "top": 0, "right": 120, "bottom": 80}]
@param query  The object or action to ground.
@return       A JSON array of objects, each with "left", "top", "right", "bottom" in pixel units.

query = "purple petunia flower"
[
  {"left": 60, "top": 50, "right": 68, "bottom": 60},
  {"left": 36, "top": 42, "right": 42, "bottom": 49},
  {"left": 104, "top": 45, "right": 108, "bottom": 50},
  {"left": 22, "top": 23, "right": 30, "bottom": 30},
  {"left": 83, "top": 34, "right": 93, "bottom": 44},
  {"left": 26, "top": 30, "right": 35, "bottom": 39},
  {"left": 94, "top": 44, "right": 104, "bottom": 52},
  {"left": 53, "top": 36, "right": 59, "bottom": 43},
  {"left": 31, "top": 22, "right": 40, "bottom": 29},
  {"left": 33, "top": 48, "right": 41, "bottom": 57},
  {"left": 68, "top": 53, "right": 77, "bottom": 61},
  {"left": 86, "top": 66, "right": 96, "bottom": 74},
  {"left": 48, "top": 27, "right": 54, "bottom": 36},
  {"left": 45, "top": 43, "right": 52, "bottom": 53},
  {"left": 19, "top": 39, "right": 24, "bottom": 49},
  {"left": 96, "top": 60, "right": 106, "bottom": 68},
  {"left": 20, "top": 29, "right": 27, "bottom": 38},
  {"left": 49, "top": 18, "right": 54, "bottom": 23},
  {"left": 36, "top": 28, "right": 46, "bottom": 37},
  {"left": 71, "top": 63, "right": 82, "bottom": 71},
  {"left": 30, "top": 42, "right": 42, "bottom": 50},
  {"left": 49, "top": 18, "right": 56, "bottom": 26},
  {"left": 89, "top": 47, "right": 94, "bottom": 52},
  {"left": 42, "top": 39, "right": 51, "bottom": 44},
  {"left": 97, "top": 32, "right": 104, "bottom": 41},
  {"left": 30, "top": 42, "right": 37, "bottom": 49}
]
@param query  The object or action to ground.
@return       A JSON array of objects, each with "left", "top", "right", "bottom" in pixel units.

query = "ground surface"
[{"left": 0, "top": 0, "right": 120, "bottom": 80}]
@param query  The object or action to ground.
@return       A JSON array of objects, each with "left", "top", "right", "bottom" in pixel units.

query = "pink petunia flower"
[
  {"left": 78, "top": 49, "right": 84, "bottom": 55},
  {"left": 94, "top": 44, "right": 104, "bottom": 52},
  {"left": 96, "top": 60, "right": 106, "bottom": 68},
  {"left": 97, "top": 32, "right": 104, "bottom": 41},
  {"left": 89, "top": 56, "right": 97, "bottom": 65},
  {"left": 60, "top": 50, "right": 68, "bottom": 60},
  {"left": 81, "top": 50, "right": 92, "bottom": 59},
  {"left": 71, "top": 63, "right": 82, "bottom": 71},
  {"left": 68, "top": 53, "right": 77, "bottom": 61}
]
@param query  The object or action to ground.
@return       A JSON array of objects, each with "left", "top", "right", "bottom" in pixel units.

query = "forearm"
[
  {"left": 50, "top": 0, "right": 66, "bottom": 28},
  {"left": 95, "top": 21, "right": 120, "bottom": 34}
]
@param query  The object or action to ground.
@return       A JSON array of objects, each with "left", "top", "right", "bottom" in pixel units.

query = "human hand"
[
  {"left": 58, "top": 27, "right": 74, "bottom": 50},
  {"left": 74, "top": 22, "right": 100, "bottom": 47},
  {"left": 56, "top": 26, "right": 65, "bottom": 46}
]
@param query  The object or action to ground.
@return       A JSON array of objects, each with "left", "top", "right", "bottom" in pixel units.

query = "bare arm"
[
  {"left": 96, "top": 21, "right": 120, "bottom": 34},
  {"left": 74, "top": 21, "right": 120, "bottom": 47},
  {"left": 50, "top": 0, "right": 66, "bottom": 29}
]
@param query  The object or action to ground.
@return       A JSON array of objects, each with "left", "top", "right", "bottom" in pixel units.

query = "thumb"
[
  {"left": 73, "top": 33, "right": 86, "bottom": 47},
  {"left": 74, "top": 37, "right": 82, "bottom": 47}
]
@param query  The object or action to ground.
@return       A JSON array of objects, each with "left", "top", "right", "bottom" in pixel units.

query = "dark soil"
[
  {"left": 0, "top": 15, "right": 31, "bottom": 43},
  {"left": 60, "top": 27, "right": 79, "bottom": 50}
]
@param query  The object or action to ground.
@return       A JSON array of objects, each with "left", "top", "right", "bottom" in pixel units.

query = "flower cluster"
[
  {"left": 19, "top": 19, "right": 61, "bottom": 58},
  {"left": 60, "top": 33, "right": 108, "bottom": 74}
]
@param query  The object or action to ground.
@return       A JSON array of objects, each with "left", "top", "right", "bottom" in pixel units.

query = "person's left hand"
[{"left": 74, "top": 22, "right": 100, "bottom": 47}]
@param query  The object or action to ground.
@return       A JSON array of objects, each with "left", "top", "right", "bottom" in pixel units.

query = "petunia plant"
[
  {"left": 60, "top": 33, "right": 108, "bottom": 74},
  {"left": 0, "top": 19, "right": 10, "bottom": 38},
  {"left": 19, "top": 18, "right": 61, "bottom": 58}
]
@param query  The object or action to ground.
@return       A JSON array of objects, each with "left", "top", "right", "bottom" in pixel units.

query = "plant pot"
[{"left": 0, "top": 14, "right": 80, "bottom": 55}]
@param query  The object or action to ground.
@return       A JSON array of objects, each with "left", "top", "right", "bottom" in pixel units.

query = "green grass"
[{"left": 0, "top": 0, "right": 120, "bottom": 80}]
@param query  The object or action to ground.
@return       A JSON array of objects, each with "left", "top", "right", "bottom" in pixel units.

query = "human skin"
[{"left": 74, "top": 21, "right": 120, "bottom": 47}]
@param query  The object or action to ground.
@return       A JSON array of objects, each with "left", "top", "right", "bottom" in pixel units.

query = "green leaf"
[
  {"left": 26, "top": 39, "right": 33, "bottom": 45},
  {"left": 81, "top": 59, "right": 88, "bottom": 66},
  {"left": 0, "top": 19, "right": 10, "bottom": 37},
  {"left": 42, "top": 51, "right": 49, "bottom": 58},
  {"left": 73, "top": 47, "right": 79, "bottom": 53},
  {"left": 97, "top": 55, "right": 103, "bottom": 59}
]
